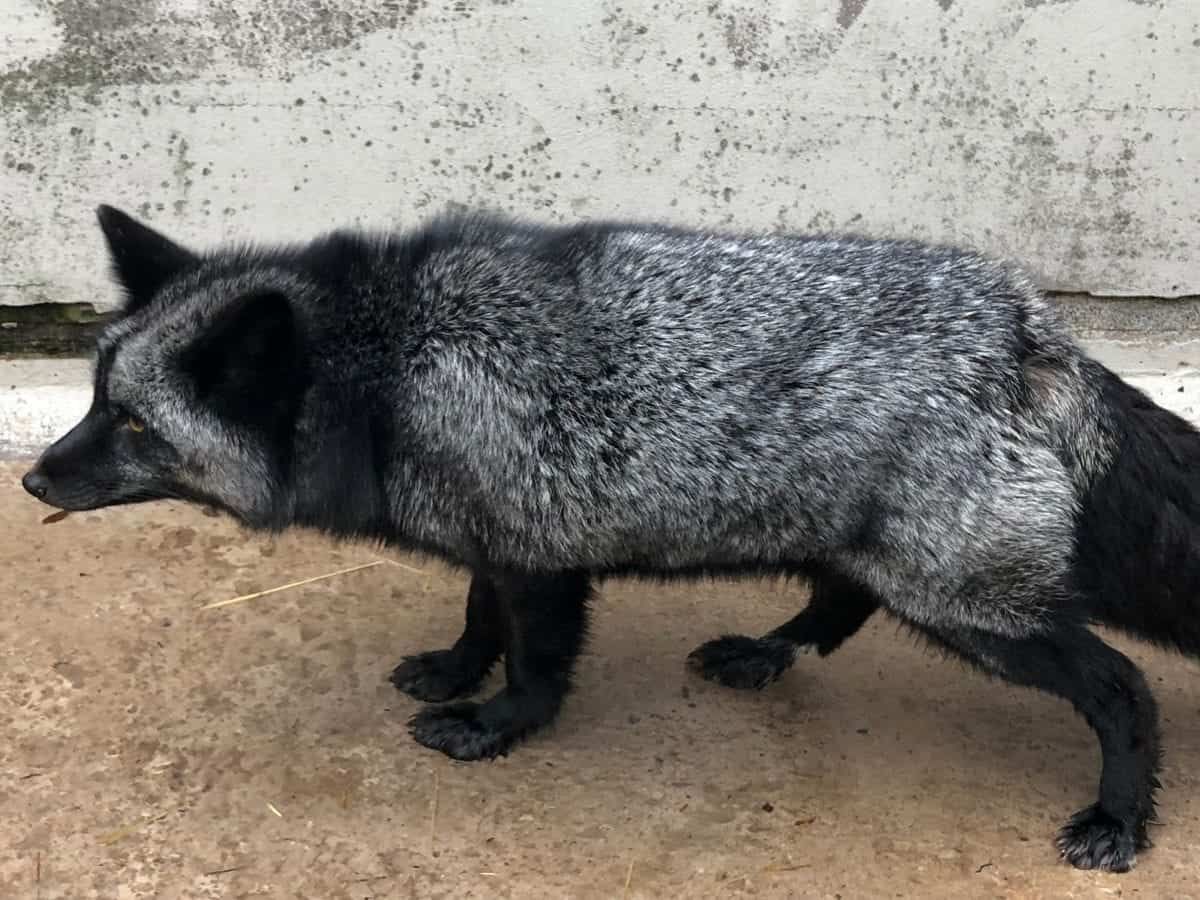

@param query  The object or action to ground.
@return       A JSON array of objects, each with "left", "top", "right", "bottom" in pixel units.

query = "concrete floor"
[{"left": 3, "top": 461, "right": 1200, "bottom": 899}]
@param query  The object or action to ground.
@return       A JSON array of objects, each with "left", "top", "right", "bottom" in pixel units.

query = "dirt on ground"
[{"left": 2, "top": 460, "right": 1199, "bottom": 899}]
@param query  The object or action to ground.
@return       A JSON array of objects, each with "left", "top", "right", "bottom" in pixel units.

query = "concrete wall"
[{"left": 1, "top": 0, "right": 1196, "bottom": 314}]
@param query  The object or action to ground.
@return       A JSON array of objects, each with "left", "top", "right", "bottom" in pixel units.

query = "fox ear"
[
  {"left": 96, "top": 205, "right": 198, "bottom": 313},
  {"left": 182, "top": 291, "right": 305, "bottom": 420}
]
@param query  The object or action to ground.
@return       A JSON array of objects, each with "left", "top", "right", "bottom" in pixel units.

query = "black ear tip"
[{"left": 96, "top": 204, "right": 128, "bottom": 232}]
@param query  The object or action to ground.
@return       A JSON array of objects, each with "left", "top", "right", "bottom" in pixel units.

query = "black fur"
[{"left": 1075, "top": 362, "right": 1200, "bottom": 655}]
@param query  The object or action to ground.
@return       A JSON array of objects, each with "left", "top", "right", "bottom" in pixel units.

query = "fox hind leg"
[
  {"left": 915, "top": 619, "right": 1160, "bottom": 872},
  {"left": 688, "top": 567, "right": 880, "bottom": 690}
]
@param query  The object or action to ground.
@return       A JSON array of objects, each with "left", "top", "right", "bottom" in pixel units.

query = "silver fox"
[{"left": 24, "top": 205, "right": 1200, "bottom": 871}]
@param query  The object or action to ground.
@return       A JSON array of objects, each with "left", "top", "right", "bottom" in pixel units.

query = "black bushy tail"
[{"left": 1074, "top": 362, "right": 1200, "bottom": 656}]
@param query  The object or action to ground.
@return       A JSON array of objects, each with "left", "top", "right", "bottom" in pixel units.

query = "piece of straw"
[
  {"left": 97, "top": 824, "right": 138, "bottom": 846},
  {"left": 201, "top": 561, "right": 387, "bottom": 609},
  {"left": 201, "top": 558, "right": 427, "bottom": 610},
  {"left": 383, "top": 559, "right": 427, "bottom": 575}
]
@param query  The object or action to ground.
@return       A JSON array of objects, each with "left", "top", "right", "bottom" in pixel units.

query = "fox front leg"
[
  {"left": 688, "top": 566, "right": 880, "bottom": 689},
  {"left": 391, "top": 573, "right": 504, "bottom": 702},
  {"left": 406, "top": 570, "right": 591, "bottom": 760}
]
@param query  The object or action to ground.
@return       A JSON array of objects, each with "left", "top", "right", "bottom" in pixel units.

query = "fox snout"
[
  {"left": 21, "top": 458, "right": 89, "bottom": 510},
  {"left": 21, "top": 468, "right": 51, "bottom": 500},
  {"left": 21, "top": 460, "right": 90, "bottom": 511},
  {"left": 21, "top": 408, "right": 143, "bottom": 511},
  {"left": 22, "top": 420, "right": 108, "bottom": 511}
]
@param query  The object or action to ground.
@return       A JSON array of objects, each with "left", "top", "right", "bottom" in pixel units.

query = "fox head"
[{"left": 22, "top": 206, "right": 311, "bottom": 527}]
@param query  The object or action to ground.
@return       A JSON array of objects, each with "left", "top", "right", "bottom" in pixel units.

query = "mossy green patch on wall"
[{"left": 0, "top": 303, "right": 114, "bottom": 357}]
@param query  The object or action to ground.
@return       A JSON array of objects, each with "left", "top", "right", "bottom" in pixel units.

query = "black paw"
[
  {"left": 686, "top": 634, "right": 797, "bottom": 690},
  {"left": 1056, "top": 804, "right": 1147, "bottom": 872},
  {"left": 390, "top": 650, "right": 487, "bottom": 703},
  {"left": 408, "top": 702, "right": 515, "bottom": 761}
]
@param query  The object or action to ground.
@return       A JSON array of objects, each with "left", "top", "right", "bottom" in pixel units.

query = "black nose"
[{"left": 22, "top": 470, "right": 50, "bottom": 499}]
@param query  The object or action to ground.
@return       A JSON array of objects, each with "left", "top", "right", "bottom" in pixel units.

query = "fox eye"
[{"left": 127, "top": 416, "right": 145, "bottom": 433}]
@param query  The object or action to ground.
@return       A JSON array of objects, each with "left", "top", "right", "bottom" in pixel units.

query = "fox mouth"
[{"left": 21, "top": 469, "right": 153, "bottom": 512}]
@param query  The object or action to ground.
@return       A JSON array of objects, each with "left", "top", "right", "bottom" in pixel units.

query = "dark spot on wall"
[
  {"left": 721, "top": 14, "right": 768, "bottom": 69},
  {"left": 836, "top": 0, "right": 868, "bottom": 29},
  {"left": 936, "top": 0, "right": 954, "bottom": 9}
]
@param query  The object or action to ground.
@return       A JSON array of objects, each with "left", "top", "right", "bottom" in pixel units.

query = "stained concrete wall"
[{"left": 1, "top": 0, "right": 1196, "bottom": 314}]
